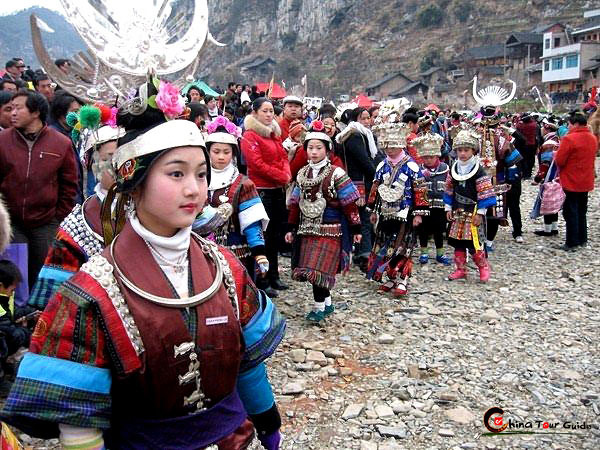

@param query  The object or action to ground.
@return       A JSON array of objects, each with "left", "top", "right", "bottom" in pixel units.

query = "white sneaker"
[{"left": 514, "top": 236, "right": 524, "bottom": 243}]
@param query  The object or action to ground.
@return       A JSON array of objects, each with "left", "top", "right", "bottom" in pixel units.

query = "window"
[
  {"left": 544, "top": 38, "right": 550, "bottom": 49},
  {"left": 552, "top": 57, "right": 563, "bottom": 70},
  {"left": 544, "top": 59, "right": 550, "bottom": 71},
  {"left": 554, "top": 37, "right": 560, "bottom": 47},
  {"left": 566, "top": 54, "right": 578, "bottom": 68}
]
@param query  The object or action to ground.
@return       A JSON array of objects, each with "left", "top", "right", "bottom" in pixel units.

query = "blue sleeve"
[
  {"left": 443, "top": 192, "right": 454, "bottom": 207},
  {"left": 237, "top": 362, "right": 274, "bottom": 415},
  {"left": 477, "top": 195, "right": 497, "bottom": 209},
  {"left": 243, "top": 221, "right": 265, "bottom": 248}
]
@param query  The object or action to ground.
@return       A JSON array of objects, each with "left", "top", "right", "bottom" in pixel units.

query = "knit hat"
[
  {"left": 412, "top": 133, "right": 444, "bottom": 157},
  {"left": 372, "top": 121, "right": 411, "bottom": 149}
]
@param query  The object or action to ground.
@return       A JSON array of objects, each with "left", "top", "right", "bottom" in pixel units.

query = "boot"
[
  {"left": 447, "top": 250, "right": 467, "bottom": 281},
  {"left": 472, "top": 250, "right": 491, "bottom": 283}
]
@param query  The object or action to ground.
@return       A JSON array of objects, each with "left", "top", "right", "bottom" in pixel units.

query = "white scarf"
[
  {"left": 456, "top": 155, "right": 478, "bottom": 175},
  {"left": 130, "top": 214, "right": 191, "bottom": 298},
  {"left": 209, "top": 162, "right": 238, "bottom": 192},
  {"left": 337, "top": 121, "right": 379, "bottom": 159},
  {"left": 308, "top": 157, "right": 329, "bottom": 178}
]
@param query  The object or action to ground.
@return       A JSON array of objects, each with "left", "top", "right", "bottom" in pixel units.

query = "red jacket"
[
  {"left": 278, "top": 116, "right": 292, "bottom": 142},
  {"left": 516, "top": 120, "right": 538, "bottom": 146},
  {"left": 0, "top": 125, "right": 78, "bottom": 228},
  {"left": 241, "top": 115, "right": 291, "bottom": 189},
  {"left": 554, "top": 126, "right": 597, "bottom": 192}
]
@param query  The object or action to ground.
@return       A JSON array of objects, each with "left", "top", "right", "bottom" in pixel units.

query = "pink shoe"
[
  {"left": 472, "top": 250, "right": 490, "bottom": 283},
  {"left": 446, "top": 250, "right": 467, "bottom": 281}
]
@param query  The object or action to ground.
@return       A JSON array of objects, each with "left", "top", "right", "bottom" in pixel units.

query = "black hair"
[
  {"left": 13, "top": 91, "right": 49, "bottom": 123},
  {"left": 205, "top": 95, "right": 215, "bottom": 104},
  {"left": 228, "top": 82, "right": 236, "bottom": 89},
  {"left": 0, "top": 91, "right": 13, "bottom": 106},
  {"left": 568, "top": 110, "right": 587, "bottom": 126},
  {"left": 206, "top": 125, "right": 240, "bottom": 159},
  {"left": 186, "top": 86, "right": 205, "bottom": 104},
  {"left": 368, "top": 105, "right": 380, "bottom": 115},
  {"left": 402, "top": 107, "right": 419, "bottom": 124},
  {"left": 54, "top": 58, "right": 70, "bottom": 68},
  {"left": 0, "top": 259, "right": 22, "bottom": 288},
  {"left": 451, "top": 112, "right": 460, "bottom": 120},
  {"left": 224, "top": 105, "right": 236, "bottom": 116},
  {"left": 273, "top": 104, "right": 283, "bottom": 116},
  {"left": 188, "top": 102, "right": 209, "bottom": 123},
  {"left": 33, "top": 74, "right": 50, "bottom": 89},
  {"left": 251, "top": 85, "right": 258, "bottom": 93},
  {"left": 242, "top": 84, "right": 250, "bottom": 91},
  {"left": 349, "top": 107, "right": 368, "bottom": 122},
  {"left": 319, "top": 103, "right": 336, "bottom": 118},
  {"left": 0, "top": 80, "right": 17, "bottom": 91},
  {"left": 5, "top": 59, "right": 17, "bottom": 70},
  {"left": 339, "top": 109, "right": 353, "bottom": 125},
  {"left": 252, "top": 97, "right": 272, "bottom": 112},
  {"left": 50, "top": 92, "right": 79, "bottom": 122}
]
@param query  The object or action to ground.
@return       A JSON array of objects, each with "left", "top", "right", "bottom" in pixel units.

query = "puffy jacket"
[
  {"left": 336, "top": 127, "right": 376, "bottom": 194},
  {"left": 516, "top": 120, "right": 538, "bottom": 146},
  {"left": 554, "top": 126, "right": 597, "bottom": 192},
  {"left": 0, "top": 126, "right": 78, "bottom": 228},
  {"left": 241, "top": 115, "right": 291, "bottom": 189}
]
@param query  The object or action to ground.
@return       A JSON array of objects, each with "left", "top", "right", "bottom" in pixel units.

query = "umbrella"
[
  {"left": 424, "top": 103, "right": 441, "bottom": 113},
  {"left": 254, "top": 82, "right": 287, "bottom": 99},
  {"left": 182, "top": 80, "right": 222, "bottom": 97}
]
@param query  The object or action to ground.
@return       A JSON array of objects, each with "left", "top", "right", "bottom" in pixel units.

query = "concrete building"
[{"left": 541, "top": 12, "right": 600, "bottom": 93}]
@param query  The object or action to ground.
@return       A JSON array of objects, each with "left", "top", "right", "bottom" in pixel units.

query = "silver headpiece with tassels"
[
  {"left": 471, "top": 76, "right": 516, "bottom": 107},
  {"left": 30, "top": 0, "right": 225, "bottom": 105}
]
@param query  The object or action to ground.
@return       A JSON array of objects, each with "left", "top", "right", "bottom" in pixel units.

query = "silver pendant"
[
  {"left": 219, "top": 195, "right": 229, "bottom": 203},
  {"left": 174, "top": 265, "right": 185, "bottom": 274}
]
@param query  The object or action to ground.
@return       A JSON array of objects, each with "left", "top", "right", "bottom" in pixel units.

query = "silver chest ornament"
[
  {"left": 378, "top": 173, "right": 409, "bottom": 203},
  {"left": 299, "top": 192, "right": 327, "bottom": 219}
]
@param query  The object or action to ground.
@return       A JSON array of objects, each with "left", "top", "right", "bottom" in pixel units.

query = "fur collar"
[
  {"left": 244, "top": 114, "right": 281, "bottom": 138},
  {"left": 335, "top": 125, "right": 357, "bottom": 144},
  {"left": 0, "top": 193, "right": 11, "bottom": 253}
]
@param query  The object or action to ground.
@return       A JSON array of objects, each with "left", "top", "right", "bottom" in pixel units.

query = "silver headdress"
[
  {"left": 471, "top": 76, "right": 516, "bottom": 107},
  {"left": 31, "top": 0, "right": 225, "bottom": 105}
]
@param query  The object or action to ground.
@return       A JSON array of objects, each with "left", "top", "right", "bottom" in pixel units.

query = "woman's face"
[
  {"left": 323, "top": 117, "right": 336, "bottom": 137},
  {"left": 189, "top": 89, "right": 201, "bottom": 102},
  {"left": 456, "top": 146, "right": 475, "bottom": 162},
  {"left": 306, "top": 139, "right": 327, "bottom": 163},
  {"left": 134, "top": 146, "right": 208, "bottom": 237},
  {"left": 97, "top": 140, "right": 117, "bottom": 190},
  {"left": 207, "top": 98, "right": 217, "bottom": 109},
  {"left": 254, "top": 101, "right": 274, "bottom": 126},
  {"left": 384, "top": 146, "right": 402, "bottom": 159},
  {"left": 358, "top": 111, "right": 371, "bottom": 128},
  {"left": 210, "top": 142, "right": 234, "bottom": 170}
]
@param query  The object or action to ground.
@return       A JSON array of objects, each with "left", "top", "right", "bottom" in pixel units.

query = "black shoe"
[
  {"left": 550, "top": 230, "right": 558, "bottom": 235},
  {"left": 271, "top": 278, "right": 289, "bottom": 290},
  {"left": 263, "top": 286, "right": 279, "bottom": 298},
  {"left": 534, "top": 230, "right": 552, "bottom": 237}
]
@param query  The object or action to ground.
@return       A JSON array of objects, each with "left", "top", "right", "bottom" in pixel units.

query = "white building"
[{"left": 541, "top": 12, "right": 600, "bottom": 93}]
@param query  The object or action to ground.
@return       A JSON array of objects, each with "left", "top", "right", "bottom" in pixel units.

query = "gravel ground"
[{"left": 11, "top": 161, "right": 600, "bottom": 449}]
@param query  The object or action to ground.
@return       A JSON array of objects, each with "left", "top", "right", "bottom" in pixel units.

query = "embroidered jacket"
[
  {"left": 367, "top": 155, "right": 428, "bottom": 220},
  {"left": 443, "top": 160, "right": 497, "bottom": 213},
  {"left": 419, "top": 162, "right": 449, "bottom": 209},
  {"left": 28, "top": 196, "right": 104, "bottom": 310},
  {"left": 2, "top": 222, "right": 285, "bottom": 446}
]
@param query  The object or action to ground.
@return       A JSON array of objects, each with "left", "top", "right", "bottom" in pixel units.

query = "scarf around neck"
[
  {"left": 339, "top": 121, "right": 379, "bottom": 159},
  {"left": 456, "top": 155, "right": 478, "bottom": 175},
  {"left": 209, "top": 162, "right": 238, "bottom": 191},
  {"left": 386, "top": 150, "right": 406, "bottom": 166}
]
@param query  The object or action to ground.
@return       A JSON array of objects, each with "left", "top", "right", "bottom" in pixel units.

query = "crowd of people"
[{"left": 0, "top": 53, "right": 598, "bottom": 448}]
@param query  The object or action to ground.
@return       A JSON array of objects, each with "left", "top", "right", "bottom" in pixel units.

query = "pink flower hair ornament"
[
  {"left": 206, "top": 115, "right": 242, "bottom": 139},
  {"left": 149, "top": 80, "right": 185, "bottom": 120}
]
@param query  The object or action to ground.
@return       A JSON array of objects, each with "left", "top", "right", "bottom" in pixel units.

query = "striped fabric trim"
[{"left": 18, "top": 353, "right": 111, "bottom": 394}]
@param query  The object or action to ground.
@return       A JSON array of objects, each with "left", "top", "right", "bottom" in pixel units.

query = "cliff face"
[{"left": 204, "top": 0, "right": 593, "bottom": 97}]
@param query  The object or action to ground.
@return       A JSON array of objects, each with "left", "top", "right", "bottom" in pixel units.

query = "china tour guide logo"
[{"left": 482, "top": 407, "right": 593, "bottom": 436}]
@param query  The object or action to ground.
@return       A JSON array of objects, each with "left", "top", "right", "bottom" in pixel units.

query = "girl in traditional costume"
[
  {"left": 444, "top": 129, "right": 497, "bottom": 282},
  {"left": 412, "top": 132, "right": 451, "bottom": 265},
  {"left": 1, "top": 79, "right": 285, "bottom": 450},
  {"left": 207, "top": 116, "right": 270, "bottom": 280},
  {"left": 285, "top": 121, "right": 362, "bottom": 323},
  {"left": 366, "top": 122, "right": 428, "bottom": 297}
]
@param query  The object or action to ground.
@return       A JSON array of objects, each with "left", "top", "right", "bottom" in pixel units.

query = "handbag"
[{"left": 539, "top": 162, "right": 565, "bottom": 215}]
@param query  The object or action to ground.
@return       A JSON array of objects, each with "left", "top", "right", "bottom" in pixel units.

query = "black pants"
[
  {"left": 357, "top": 206, "right": 373, "bottom": 258},
  {"left": 562, "top": 191, "right": 588, "bottom": 247},
  {"left": 11, "top": 221, "right": 59, "bottom": 291},
  {"left": 257, "top": 188, "right": 285, "bottom": 284},
  {"left": 544, "top": 213, "right": 559, "bottom": 225},
  {"left": 418, "top": 208, "right": 446, "bottom": 248},
  {"left": 521, "top": 144, "right": 537, "bottom": 179},
  {"left": 506, "top": 181, "right": 522, "bottom": 238},
  {"left": 312, "top": 285, "right": 330, "bottom": 303}
]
